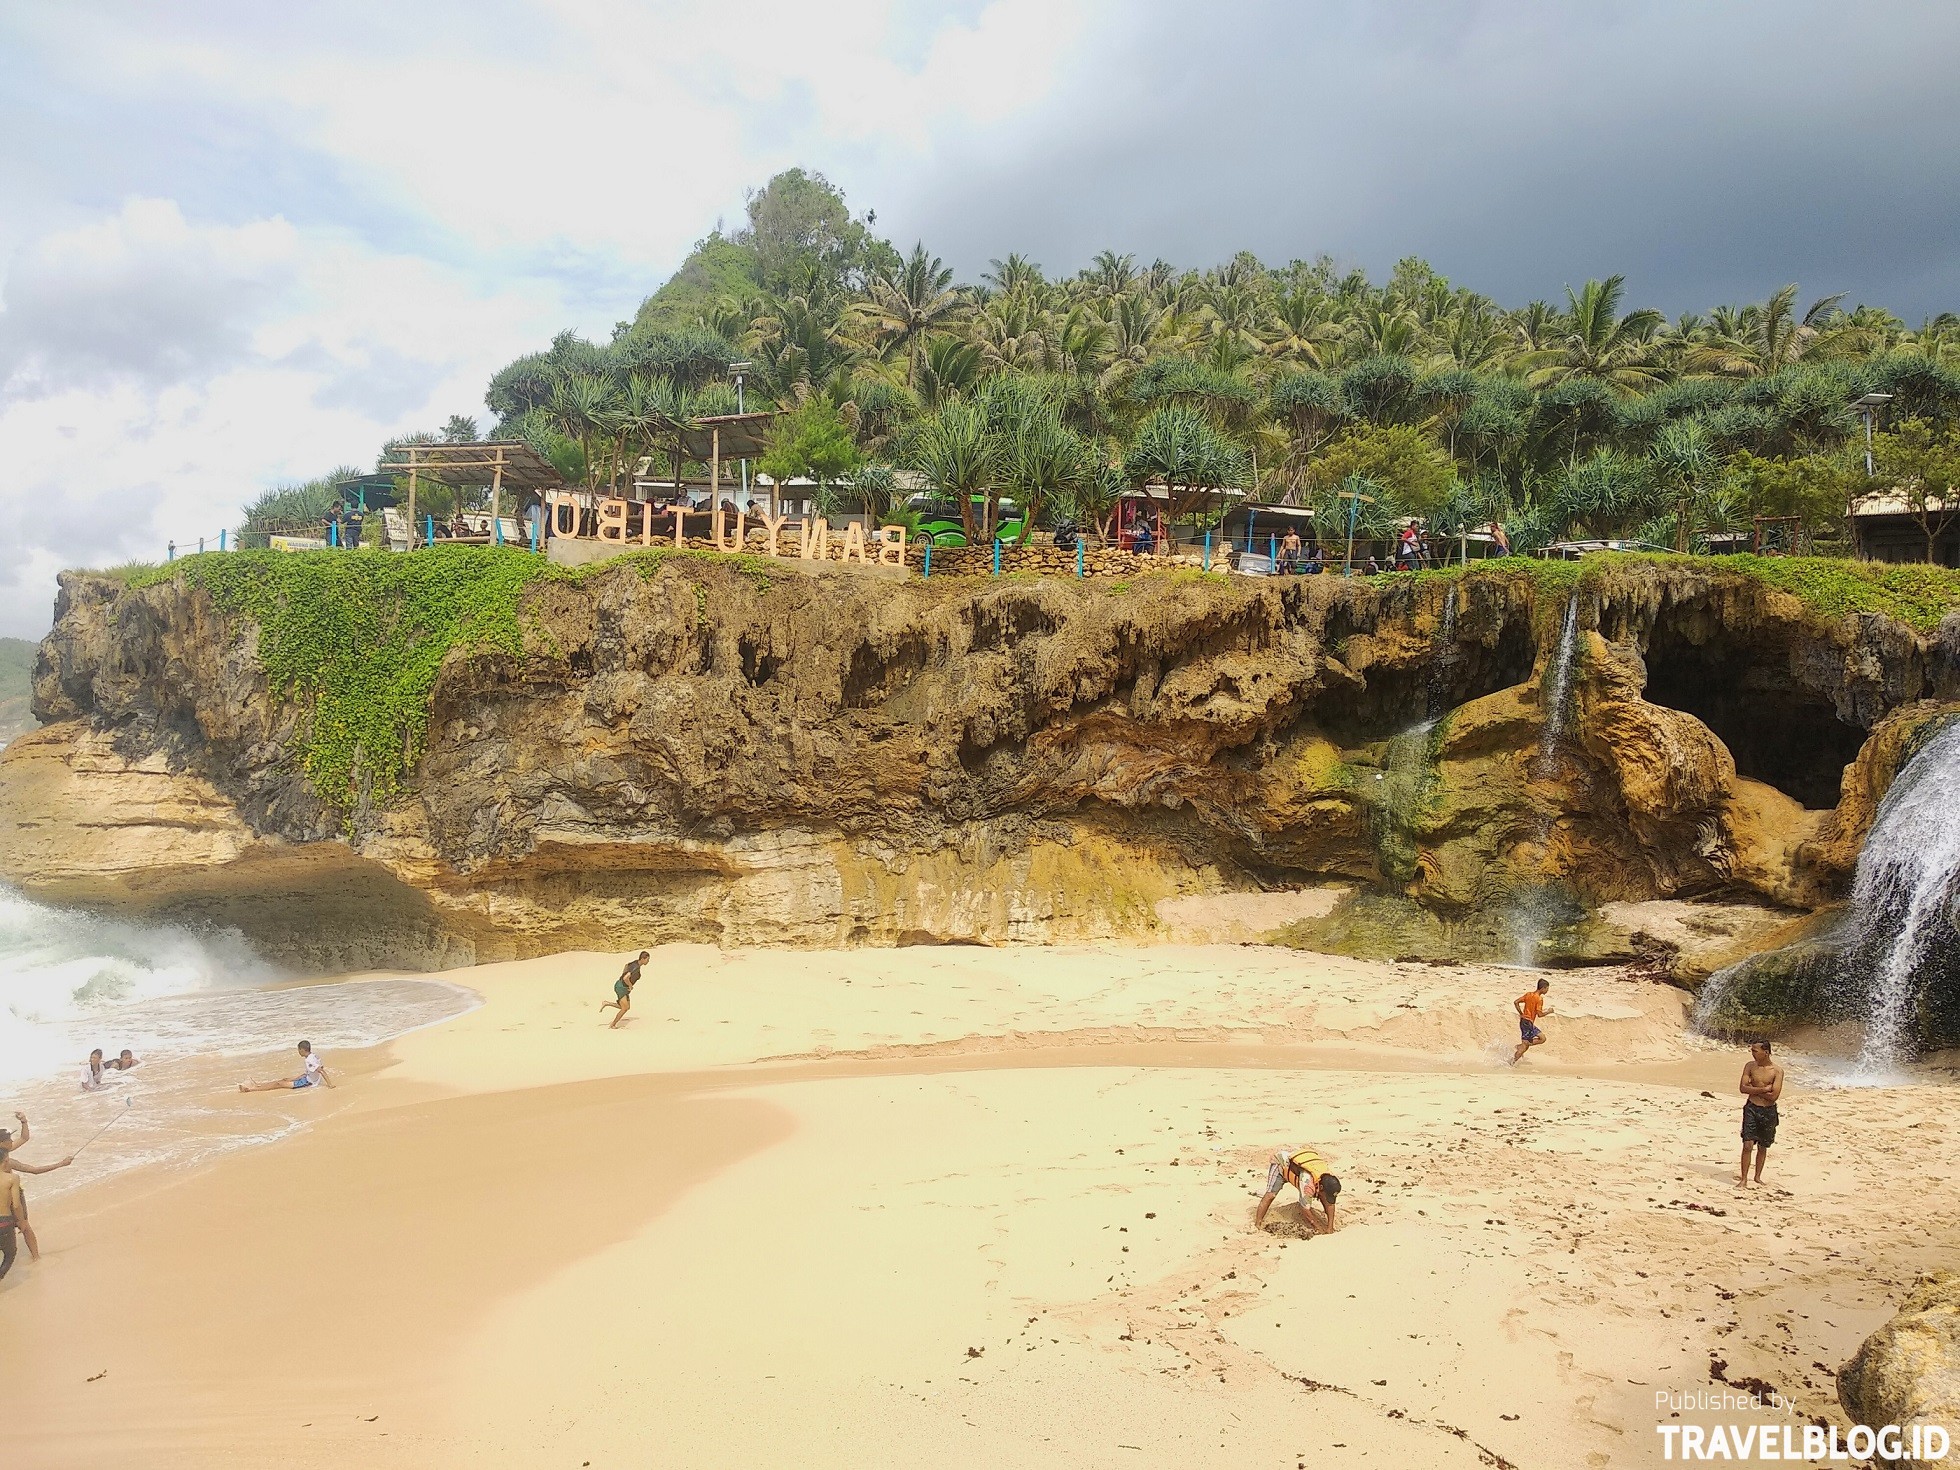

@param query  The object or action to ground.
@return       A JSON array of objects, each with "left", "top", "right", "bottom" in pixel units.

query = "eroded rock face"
[
  {"left": 3, "top": 558, "right": 1953, "bottom": 970},
  {"left": 1840, "top": 1273, "right": 1960, "bottom": 1463}
]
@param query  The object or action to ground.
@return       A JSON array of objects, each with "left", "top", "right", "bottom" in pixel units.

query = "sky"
[{"left": 2, "top": 0, "right": 1957, "bottom": 637}]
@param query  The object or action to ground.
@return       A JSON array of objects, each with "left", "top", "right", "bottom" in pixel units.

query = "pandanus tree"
[
  {"left": 1123, "top": 402, "right": 1249, "bottom": 529},
  {"left": 903, "top": 398, "right": 998, "bottom": 545}
]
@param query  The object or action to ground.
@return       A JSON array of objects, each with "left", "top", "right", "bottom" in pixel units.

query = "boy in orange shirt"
[{"left": 1510, "top": 978, "right": 1552, "bottom": 1065}]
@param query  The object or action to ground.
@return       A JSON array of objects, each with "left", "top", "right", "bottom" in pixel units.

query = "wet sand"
[{"left": 2, "top": 943, "right": 1954, "bottom": 1468}]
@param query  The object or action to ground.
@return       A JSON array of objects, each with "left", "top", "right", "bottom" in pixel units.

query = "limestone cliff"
[{"left": 3, "top": 550, "right": 1955, "bottom": 970}]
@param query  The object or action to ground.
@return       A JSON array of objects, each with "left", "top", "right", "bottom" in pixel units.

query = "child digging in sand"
[
  {"left": 1253, "top": 1146, "right": 1341, "bottom": 1234},
  {"left": 1511, "top": 978, "right": 1552, "bottom": 1065},
  {"left": 600, "top": 951, "right": 650, "bottom": 1029}
]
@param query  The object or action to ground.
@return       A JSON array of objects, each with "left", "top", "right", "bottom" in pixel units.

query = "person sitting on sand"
[
  {"left": 1738, "top": 1040, "right": 1783, "bottom": 1187},
  {"left": 600, "top": 952, "right": 650, "bottom": 1029},
  {"left": 0, "top": 1115, "right": 71, "bottom": 1268},
  {"left": 1510, "top": 979, "right": 1552, "bottom": 1065},
  {"left": 80, "top": 1048, "right": 108, "bottom": 1090},
  {"left": 1253, "top": 1146, "right": 1341, "bottom": 1234},
  {"left": 239, "top": 1040, "right": 332, "bottom": 1093},
  {"left": 104, "top": 1049, "right": 139, "bottom": 1072}
]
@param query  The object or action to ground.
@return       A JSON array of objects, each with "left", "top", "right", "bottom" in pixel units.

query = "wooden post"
[
  {"left": 490, "top": 447, "right": 504, "bottom": 544},
  {"left": 710, "top": 427, "right": 721, "bottom": 518}
]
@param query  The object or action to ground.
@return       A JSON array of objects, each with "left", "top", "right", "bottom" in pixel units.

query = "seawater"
[{"left": 0, "top": 887, "right": 476, "bottom": 1197}]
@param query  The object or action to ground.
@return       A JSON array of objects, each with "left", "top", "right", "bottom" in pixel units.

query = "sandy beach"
[{"left": 3, "top": 942, "right": 1955, "bottom": 1468}]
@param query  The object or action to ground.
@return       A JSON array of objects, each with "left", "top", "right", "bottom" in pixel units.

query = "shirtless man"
[
  {"left": 1253, "top": 1145, "right": 1342, "bottom": 1234},
  {"left": 1511, "top": 978, "right": 1552, "bottom": 1065},
  {"left": 1738, "top": 1040, "right": 1784, "bottom": 1187},
  {"left": 600, "top": 951, "right": 650, "bottom": 1029},
  {"left": 0, "top": 1114, "right": 73, "bottom": 1265}
]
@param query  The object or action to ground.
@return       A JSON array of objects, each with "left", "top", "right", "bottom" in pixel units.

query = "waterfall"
[
  {"left": 1846, "top": 719, "right": 1960, "bottom": 1071},
  {"left": 1427, "top": 585, "right": 1460, "bottom": 718},
  {"left": 1534, "top": 594, "right": 1582, "bottom": 775},
  {"left": 1368, "top": 718, "right": 1440, "bottom": 885}
]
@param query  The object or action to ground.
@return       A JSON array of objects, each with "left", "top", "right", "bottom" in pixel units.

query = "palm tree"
[
  {"left": 983, "top": 253, "right": 1046, "bottom": 296},
  {"left": 1524, "top": 277, "right": 1666, "bottom": 395},
  {"left": 1686, "top": 285, "right": 1845, "bottom": 377},
  {"left": 970, "top": 292, "right": 1050, "bottom": 374},
  {"left": 861, "top": 243, "right": 965, "bottom": 390},
  {"left": 1263, "top": 289, "right": 1342, "bottom": 369},
  {"left": 916, "top": 335, "right": 985, "bottom": 409},
  {"left": 1087, "top": 250, "right": 1138, "bottom": 298}
]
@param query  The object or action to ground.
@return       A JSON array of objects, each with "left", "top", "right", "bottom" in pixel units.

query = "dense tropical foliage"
[{"left": 255, "top": 168, "right": 1960, "bottom": 556}]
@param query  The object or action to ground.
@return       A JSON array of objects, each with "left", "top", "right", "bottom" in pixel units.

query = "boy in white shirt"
[{"left": 239, "top": 1039, "right": 333, "bottom": 1093}]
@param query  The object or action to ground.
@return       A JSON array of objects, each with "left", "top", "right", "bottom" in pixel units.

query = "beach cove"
[{"left": 4, "top": 941, "right": 1954, "bottom": 1469}]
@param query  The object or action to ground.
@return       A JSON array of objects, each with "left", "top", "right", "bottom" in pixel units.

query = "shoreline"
[{"left": 4, "top": 941, "right": 1955, "bottom": 1468}]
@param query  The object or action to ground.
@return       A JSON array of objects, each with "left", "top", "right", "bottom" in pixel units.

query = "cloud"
[
  {"left": 883, "top": 0, "right": 1960, "bottom": 315},
  {"left": 0, "top": 200, "right": 298, "bottom": 397},
  {"left": 0, "top": 0, "right": 1955, "bottom": 641},
  {"left": 0, "top": 202, "right": 569, "bottom": 637}
]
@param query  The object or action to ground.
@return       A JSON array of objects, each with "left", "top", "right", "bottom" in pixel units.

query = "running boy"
[
  {"left": 1511, "top": 978, "right": 1552, "bottom": 1065},
  {"left": 601, "top": 951, "right": 651, "bottom": 1029}
]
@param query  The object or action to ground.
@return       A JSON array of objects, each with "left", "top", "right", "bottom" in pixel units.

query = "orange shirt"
[{"left": 1518, "top": 992, "right": 1545, "bottom": 1022}]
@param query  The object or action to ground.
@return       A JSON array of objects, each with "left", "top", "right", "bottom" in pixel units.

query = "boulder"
[{"left": 1840, "top": 1273, "right": 1960, "bottom": 1465}]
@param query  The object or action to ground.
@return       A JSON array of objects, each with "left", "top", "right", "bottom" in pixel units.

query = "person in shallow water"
[
  {"left": 0, "top": 1115, "right": 72, "bottom": 1267},
  {"left": 600, "top": 951, "right": 650, "bottom": 1029},
  {"left": 1510, "top": 978, "right": 1553, "bottom": 1065},
  {"left": 80, "top": 1048, "right": 108, "bottom": 1090},
  {"left": 1253, "top": 1146, "right": 1341, "bottom": 1234},
  {"left": 104, "top": 1049, "right": 139, "bottom": 1072},
  {"left": 239, "top": 1040, "right": 332, "bottom": 1093},
  {"left": 1738, "top": 1040, "right": 1783, "bottom": 1187}
]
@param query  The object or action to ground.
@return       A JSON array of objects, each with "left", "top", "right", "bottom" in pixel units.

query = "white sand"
[{"left": 2, "top": 942, "right": 1954, "bottom": 1468}]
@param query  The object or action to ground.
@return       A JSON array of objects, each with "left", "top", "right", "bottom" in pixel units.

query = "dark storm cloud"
[{"left": 888, "top": 0, "right": 1960, "bottom": 317}]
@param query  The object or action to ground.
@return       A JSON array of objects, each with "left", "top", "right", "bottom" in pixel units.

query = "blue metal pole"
[
  {"left": 328, "top": 522, "right": 337, "bottom": 548},
  {"left": 220, "top": 529, "right": 227, "bottom": 551},
  {"left": 1076, "top": 539, "right": 1084, "bottom": 578},
  {"left": 493, "top": 515, "right": 502, "bottom": 547},
  {"left": 529, "top": 515, "right": 540, "bottom": 553},
  {"left": 923, "top": 541, "right": 932, "bottom": 579},
  {"left": 993, "top": 537, "right": 1001, "bottom": 576},
  {"left": 1269, "top": 534, "right": 1277, "bottom": 567},
  {"left": 1203, "top": 531, "right": 1211, "bottom": 571},
  {"left": 1246, "top": 508, "right": 1255, "bottom": 552},
  {"left": 426, "top": 514, "right": 434, "bottom": 545},
  {"left": 167, "top": 541, "right": 175, "bottom": 562}
]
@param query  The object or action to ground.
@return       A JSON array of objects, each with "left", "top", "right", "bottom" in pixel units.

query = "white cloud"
[{"left": 0, "top": 199, "right": 570, "bottom": 635}]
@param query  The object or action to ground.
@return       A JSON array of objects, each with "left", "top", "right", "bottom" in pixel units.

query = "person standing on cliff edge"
[
  {"left": 601, "top": 952, "right": 650, "bottom": 1029},
  {"left": 1738, "top": 1041, "right": 1783, "bottom": 1187}
]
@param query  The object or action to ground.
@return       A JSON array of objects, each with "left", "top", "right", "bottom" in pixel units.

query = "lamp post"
[{"left": 1855, "top": 391, "right": 1893, "bottom": 477}]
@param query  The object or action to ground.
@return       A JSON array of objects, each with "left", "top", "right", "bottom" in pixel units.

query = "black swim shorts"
[{"left": 1741, "top": 1102, "right": 1779, "bottom": 1147}]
